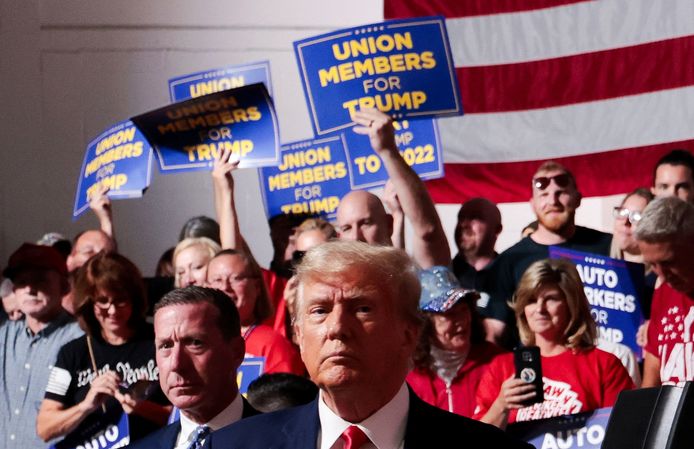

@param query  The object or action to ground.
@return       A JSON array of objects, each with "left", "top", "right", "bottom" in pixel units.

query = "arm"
[
  {"left": 114, "top": 393, "right": 171, "bottom": 425},
  {"left": 212, "top": 147, "right": 243, "bottom": 250},
  {"left": 382, "top": 180, "right": 405, "bottom": 250},
  {"left": 483, "top": 318, "right": 507, "bottom": 346},
  {"left": 36, "top": 371, "right": 120, "bottom": 441},
  {"left": 642, "top": 351, "right": 662, "bottom": 388},
  {"left": 89, "top": 185, "right": 115, "bottom": 241},
  {"left": 351, "top": 108, "right": 450, "bottom": 268}
]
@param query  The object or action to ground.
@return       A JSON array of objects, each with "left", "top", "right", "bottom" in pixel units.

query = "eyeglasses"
[
  {"left": 533, "top": 173, "right": 571, "bottom": 190},
  {"left": 613, "top": 207, "right": 643, "bottom": 224},
  {"left": 209, "top": 274, "right": 257, "bottom": 287},
  {"left": 92, "top": 296, "right": 130, "bottom": 310}
]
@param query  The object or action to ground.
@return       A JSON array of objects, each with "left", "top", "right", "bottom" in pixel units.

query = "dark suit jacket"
[
  {"left": 127, "top": 398, "right": 259, "bottom": 449},
  {"left": 206, "top": 389, "right": 533, "bottom": 449}
]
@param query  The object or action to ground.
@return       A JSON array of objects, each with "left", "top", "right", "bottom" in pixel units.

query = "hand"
[
  {"left": 382, "top": 179, "right": 402, "bottom": 215},
  {"left": 351, "top": 108, "right": 397, "bottom": 156},
  {"left": 114, "top": 391, "right": 137, "bottom": 414},
  {"left": 80, "top": 371, "right": 120, "bottom": 413},
  {"left": 492, "top": 375, "right": 538, "bottom": 412},
  {"left": 88, "top": 185, "right": 112, "bottom": 221},
  {"left": 637, "top": 319, "right": 650, "bottom": 348},
  {"left": 212, "top": 146, "right": 240, "bottom": 192}
]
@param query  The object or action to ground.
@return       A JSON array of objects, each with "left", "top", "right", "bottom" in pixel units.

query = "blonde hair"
[
  {"left": 294, "top": 240, "right": 421, "bottom": 326},
  {"left": 296, "top": 218, "right": 337, "bottom": 239},
  {"left": 173, "top": 237, "right": 221, "bottom": 287},
  {"left": 512, "top": 259, "right": 595, "bottom": 350}
]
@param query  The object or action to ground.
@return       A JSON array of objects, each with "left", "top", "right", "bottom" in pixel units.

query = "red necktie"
[{"left": 340, "top": 426, "right": 370, "bottom": 449}]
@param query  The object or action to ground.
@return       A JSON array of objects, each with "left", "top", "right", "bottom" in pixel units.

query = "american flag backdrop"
[{"left": 385, "top": 0, "right": 694, "bottom": 204}]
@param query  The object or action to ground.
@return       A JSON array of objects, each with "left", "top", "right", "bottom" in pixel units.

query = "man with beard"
[{"left": 482, "top": 162, "right": 612, "bottom": 348}]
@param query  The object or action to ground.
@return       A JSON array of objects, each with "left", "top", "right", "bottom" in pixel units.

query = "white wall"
[{"left": 0, "top": 0, "right": 622, "bottom": 274}]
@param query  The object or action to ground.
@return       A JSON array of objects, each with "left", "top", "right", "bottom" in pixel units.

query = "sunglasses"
[
  {"left": 613, "top": 207, "right": 643, "bottom": 224},
  {"left": 533, "top": 173, "right": 571, "bottom": 190}
]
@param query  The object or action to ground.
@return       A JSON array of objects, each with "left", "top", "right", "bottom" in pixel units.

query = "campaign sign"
[
  {"left": 50, "top": 411, "right": 129, "bottom": 449},
  {"left": 259, "top": 135, "right": 352, "bottom": 220},
  {"left": 73, "top": 120, "right": 153, "bottom": 219},
  {"left": 294, "top": 16, "right": 462, "bottom": 136},
  {"left": 508, "top": 407, "right": 612, "bottom": 449},
  {"left": 549, "top": 247, "right": 646, "bottom": 359},
  {"left": 342, "top": 118, "right": 443, "bottom": 189},
  {"left": 238, "top": 356, "right": 265, "bottom": 395},
  {"left": 168, "top": 61, "right": 273, "bottom": 102},
  {"left": 132, "top": 84, "right": 280, "bottom": 173}
]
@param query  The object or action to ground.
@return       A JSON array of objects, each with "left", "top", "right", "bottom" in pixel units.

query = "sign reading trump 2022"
[
  {"left": 132, "top": 83, "right": 280, "bottom": 173},
  {"left": 168, "top": 61, "right": 273, "bottom": 102},
  {"left": 549, "top": 247, "right": 645, "bottom": 358},
  {"left": 259, "top": 136, "right": 352, "bottom": 220},
  {"left": 294, "top": 16, "right": 462, "bottom": 136},
  {"left": 73, "top": 120, "right": 153, "bottom": 219}
]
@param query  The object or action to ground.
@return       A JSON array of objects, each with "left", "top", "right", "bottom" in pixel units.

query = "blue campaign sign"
[
  {"left": 168, "top": 61, "right": 273, "bottom": 102},
  {"left": 549, "top": 247, "right": 646, "bottom": 359},
  {"left": 238, "top": 356, "right": 265, "bottom": 395},
  {"left": 259, "top": 135, "right": 352, "bottom": 220},
  {"left": 508, "top": 407, "right": 612, "bottom": 449},
  {"left": 294, "top": 16, "right": 462, "bottom": 136},
  {"left": 50, "top": 410, "right": 130, "bottom": 449},
  {"left": 131, "top": 83, "right": 280, "bottom": 173},
  {"left": 73, "top": 120, "right": 153, "bottom": 219},
  {"left": 342, "top": 118, "right": 443, "bottom": 189}
]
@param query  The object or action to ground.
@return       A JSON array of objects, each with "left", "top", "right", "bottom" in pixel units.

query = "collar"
[
  {"left": 178, "top": 393, "right": 243, "bottom": 446},
  {"left": 318, "top": 383, "right": 409, "bottom": 449},
  {"left": 23, "top": 310, "right": 73, "bottom": 338}
]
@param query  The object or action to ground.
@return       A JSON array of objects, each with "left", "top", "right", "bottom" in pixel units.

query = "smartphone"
[{"left": 513, "top": 346, "right": 544, "bottom": 406}]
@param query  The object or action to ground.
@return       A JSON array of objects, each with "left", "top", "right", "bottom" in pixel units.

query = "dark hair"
[
  {"left": 210, "top": 249, "right": 273, "bottom": 324},
  {"left": 621, "top": 187, "right": 654, "bottom": 206},
  {"left": 412, "top": 298, "right": 486, "bottom": 369},
  {"left": 73, "top": 252, "right": 147, "bottom": 335},
  {"left": 155, "top": 247, "right": 175, "bottom": 278},
  {"left": 653, "top": 149, "right": 694, "bottom": 183},
  {"left": 154, "top": 286, "right": 241, "bottom": 340},
  {"left": 246, "top": 373, "right": 318, "bottom": 412},
  {"left": 178, "top": 216, "right": 221, "bottom": 245}
]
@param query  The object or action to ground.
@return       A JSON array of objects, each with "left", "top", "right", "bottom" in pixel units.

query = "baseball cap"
[
  {"left": 418, "top": 266, "right": 479, "bottom": 313},
  {"left": 3, "top": 243, "right": 68, "bottom": 279}
]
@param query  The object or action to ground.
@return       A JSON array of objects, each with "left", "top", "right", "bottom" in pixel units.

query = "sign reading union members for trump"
[
  {"left": 259, "top": 136, "right": 352, "bottom": 220},
  {"left": 508, "top": 407, "right": 611, "bottom": 449},
  {"left": 342, "top": 118, "right": 443, "bottom": 189},
  {"left": 73, "top": 120, "right": 153, "bottom": 219},
  {"left": 294, "top": 16, "right": 462, "bottom": 136},
  {"left": 168, "top": 61, "right": 273, "bottom": 102},
  {"left": 549, "top": 247, "right": 646, "bottom": 359},
  {"left": 132, "top": 83, "right": 280, "bottom": 173}
]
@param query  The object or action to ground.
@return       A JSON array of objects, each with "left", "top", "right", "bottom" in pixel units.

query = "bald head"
[
  {"left": 67, "top": 230, "right": 115, "bottom": 272},
  {"left": 336, "top": 191, "right": 393, "bottom": 246}
]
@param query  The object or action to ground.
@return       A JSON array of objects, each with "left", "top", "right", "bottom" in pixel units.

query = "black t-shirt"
[
  {"left": 482, "top": 226, "right": 612, "bottom": 347},
  {"left": 44, "top": 325, "right": 168, "bottom": 447}
]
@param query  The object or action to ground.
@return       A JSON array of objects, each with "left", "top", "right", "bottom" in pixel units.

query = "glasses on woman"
[
  {"left": 612, "top": 206, "right": 642, "bottom": 224},
  {"left": 92, "top": 296, "right": 130, "bottom": 310}
]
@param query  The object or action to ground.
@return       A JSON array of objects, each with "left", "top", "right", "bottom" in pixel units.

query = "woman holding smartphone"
[
  {"left": 37, "top": 252, "right": 169, "bottom": 446},
  {"left": 473, "top": 259, "right": 633, "bottom": 429}
]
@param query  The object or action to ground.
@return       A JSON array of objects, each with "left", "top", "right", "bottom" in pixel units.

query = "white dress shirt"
[
  {"left": 317, "top": 383, "right": 409, "bottom": 449},
  {"left": 174, "top": 393, "right": 244, "bottom": 449}
]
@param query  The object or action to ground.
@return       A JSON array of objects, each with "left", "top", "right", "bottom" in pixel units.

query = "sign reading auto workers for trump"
[
  {"left": 168, "top": 61, "right": 273, "bottom": 102},
  {"left": 259, "top": 136, "right": 352, "bottom": 220},
  {"left": 549, "top": 247, "right": 646, "bottom": 359},
  {"left": 73, "top": 120, "right": 153, "bottom": 219},
  {"left": 508, "top": 407, "right": 611, "bottom": 449},
  {"left": 342, "top": 118, "right": 443, "bottom": 189},
  {"left": 132, "top": 83, "right": 280, "bottom": 173},
  {"left": 294, "top": 16, "right": 462, "bottom": 136}
]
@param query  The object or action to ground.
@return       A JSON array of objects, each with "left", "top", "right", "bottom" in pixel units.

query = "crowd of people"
[{"left": 1, "top": 107, "right": 693, "bottom": 448}]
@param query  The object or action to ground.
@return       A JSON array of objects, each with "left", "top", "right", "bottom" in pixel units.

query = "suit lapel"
[
  {"left": 160, "top": 422, "right": 182, "bottom": 449},
  {"left": 283, "top": 399, "right": 320, "bottom": 449}
]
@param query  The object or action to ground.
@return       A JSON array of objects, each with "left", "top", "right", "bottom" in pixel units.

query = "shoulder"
[
  {"left": 128, "top": 422, "right": 180, "bottom": 449},
  {"left": 407, "top": 395, "right": 532, "bottom": 448},
  {"left": 573, "top": 226, "right": 613, "bottom": 248}
]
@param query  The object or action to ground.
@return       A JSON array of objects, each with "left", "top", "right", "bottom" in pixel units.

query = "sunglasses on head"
[
  {"left": 533, "top": 173, "right": 571, "bottom": 190},
  {"left": 613, "top": 207, "right": 642, "bottom": 224}
]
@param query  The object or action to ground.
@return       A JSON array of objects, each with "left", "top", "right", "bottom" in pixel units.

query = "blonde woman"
[
  {"left": 474, "top": 259, "right": 633, "bottom": 428},
  {"left": 172, "top": 237, "right": 220, "bottom": 288}
]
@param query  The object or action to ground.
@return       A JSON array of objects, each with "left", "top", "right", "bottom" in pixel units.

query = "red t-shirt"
[
  {"left": 406, "top": 341, "right": 506, "bottom": 418},
  {"left": 261, "top": 268, "right": 289, "bottom": 337},
  {"left": 244, "top": 323, "right": 305, "bottom": 376},
  {"left": 645, "top": 282, "right": 694, "bottom": 386},
  {"left": 473, "top": 348, "right": 633, "bottom": 423}
]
